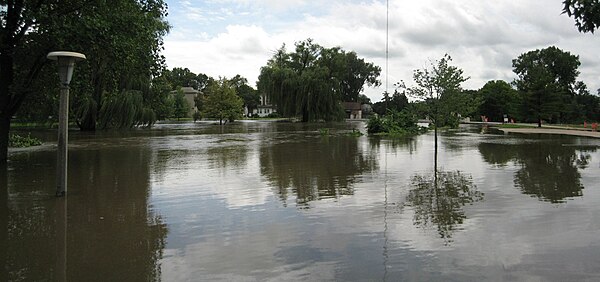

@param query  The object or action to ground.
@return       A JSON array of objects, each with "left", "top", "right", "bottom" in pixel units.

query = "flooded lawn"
[{"left": 2, "top": 121, "right": 600, "bottom": 281}]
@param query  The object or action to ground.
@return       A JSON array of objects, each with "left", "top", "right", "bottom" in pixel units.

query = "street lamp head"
[{"left": 47, "top": 51, "right": 86, "bottom": 86}]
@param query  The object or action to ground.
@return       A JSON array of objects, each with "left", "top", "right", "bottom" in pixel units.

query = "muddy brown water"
[{"left": 3, "top": 121, "right": 600, "bottom": 281}]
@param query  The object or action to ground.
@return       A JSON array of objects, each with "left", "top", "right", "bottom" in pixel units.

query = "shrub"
[
  {"left": 367, "top": 109, "right": 427, "bottom": 136},
  {"left": 9, "top": 133, "right": 42, "bottom": 148}
]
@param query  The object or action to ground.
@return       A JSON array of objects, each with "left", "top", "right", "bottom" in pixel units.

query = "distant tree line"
[
  {"left": 370, "top": 46, "right": 600, "bottom": 130},
  {"left": 145, "top": 67, "right": 259, "bottom": 123}
]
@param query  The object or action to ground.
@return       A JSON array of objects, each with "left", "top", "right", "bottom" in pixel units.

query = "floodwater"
[{"left": 2, "top": 121, "right": 600, "bottom": 281}]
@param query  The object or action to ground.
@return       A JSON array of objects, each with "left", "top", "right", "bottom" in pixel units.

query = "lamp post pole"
[
  {"left": 57, "top": 83, "right": 69, "bottom": 197},
  {"left": 47, "top": 51, "right": 86, "bottom": 197}
]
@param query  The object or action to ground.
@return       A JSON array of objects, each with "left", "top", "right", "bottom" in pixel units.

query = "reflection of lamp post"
[{"left": 47, "top": 51, "right": 86, "bottom": 197}]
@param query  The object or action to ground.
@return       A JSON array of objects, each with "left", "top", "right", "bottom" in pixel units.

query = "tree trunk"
[
  {"left": 0, "top": 115, "right": 10, "bottom": 163},
  {"left": 0, "top": 161, "right": 7, "bottom": 282},
  {"left": 302, "top": 108, "right": 309, "bottom": 123},
  {"left": 538, "top": 117, "right": 542, "bottom": 128},
  {"left": 0, "top": 50, "right": 15, "bottom": 163},
  {"left": 434, "top": 125, "right": 438, "bottom": 169}
]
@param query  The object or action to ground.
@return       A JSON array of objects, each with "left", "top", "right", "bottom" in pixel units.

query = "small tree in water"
[
  {"left": 399, "top": 54, "right": 469, "bottom": 153},
  {"left": 202, "top": 79, "right": 244, "bottom": 125}
]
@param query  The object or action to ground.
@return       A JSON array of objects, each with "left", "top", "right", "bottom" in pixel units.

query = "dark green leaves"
[{"left": 563, "top": 0, "right": 600, "bottom": 33}]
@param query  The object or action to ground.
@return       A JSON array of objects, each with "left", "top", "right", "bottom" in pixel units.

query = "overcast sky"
[{"left": 163, "top": 0, "right": 600, "bottom": 102}]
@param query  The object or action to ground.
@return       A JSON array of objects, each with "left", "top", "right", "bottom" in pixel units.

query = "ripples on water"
[{"left": 3, "top": 121, "right": 600, "bottom": 281}]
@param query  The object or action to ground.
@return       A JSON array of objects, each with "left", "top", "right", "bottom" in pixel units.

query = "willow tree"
[{"left": 257, "top": 39, "right": 381, "bottom": 122}]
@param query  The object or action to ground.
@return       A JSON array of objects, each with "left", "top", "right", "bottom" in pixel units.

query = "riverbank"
[{"left": 497, "top": 127, "right": 600, "bottom": 138}]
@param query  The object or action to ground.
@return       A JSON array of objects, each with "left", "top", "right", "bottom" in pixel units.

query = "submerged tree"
[
  {"left": 0, "top": 0, "right": 170, "bottom": 162},
  {"left": 400, "top": 54, "right": 469, "bottom": 153},
  {"left": 97, "top": 90, "right": 156, "bottom": 129},
  {"left": 257, "top": 39, "right": 381, "bottom": 122},
  {"left": 202, "top": 79, "right": 244, "bottom": 125}
]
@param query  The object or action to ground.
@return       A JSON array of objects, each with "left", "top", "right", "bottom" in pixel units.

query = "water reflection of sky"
[
  {"left": 144, "top": 122, "right": 600, "bottom": 280},
  {"left": 6, "top": 122, "right": 600, "bottom": 280}
]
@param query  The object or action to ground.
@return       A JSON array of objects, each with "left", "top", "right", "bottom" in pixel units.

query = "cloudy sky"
[{"left": 163, "top": 0, "right": 600, "bottom": 102}]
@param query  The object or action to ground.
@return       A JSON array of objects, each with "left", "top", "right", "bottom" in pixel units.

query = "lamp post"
[{"left": 47, "top": 51, "right": 86, "bottom": 197}]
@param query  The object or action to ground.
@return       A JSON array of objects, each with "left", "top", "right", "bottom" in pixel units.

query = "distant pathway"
[{"left": 496, "top": 127, "right": 600, "bottom": 139}]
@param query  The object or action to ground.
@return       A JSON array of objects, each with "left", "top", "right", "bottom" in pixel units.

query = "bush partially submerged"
[
  {"left": 9, "top": 133, "right": 42, "bottom": 148},
  {"left": 367, "top": 109, "right": 427, "bottom": 136}
]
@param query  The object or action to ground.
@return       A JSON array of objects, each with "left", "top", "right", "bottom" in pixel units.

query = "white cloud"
[{"left": 164, "top": 0, "right": 600, "bottom": 101}]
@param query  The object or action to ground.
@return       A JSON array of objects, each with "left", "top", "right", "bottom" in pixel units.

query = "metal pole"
[{"left": 56, "top": 85, "right": 69, "bottom": 197}]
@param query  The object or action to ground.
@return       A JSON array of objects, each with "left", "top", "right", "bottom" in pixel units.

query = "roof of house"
[
  {"left": 171, "top": 87, "right": 200, "bottom": 95},
  {"left": 342, "top": 102, "right": 362, "bottom": 111}
]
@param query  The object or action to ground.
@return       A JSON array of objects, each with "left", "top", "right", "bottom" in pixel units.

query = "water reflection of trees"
[
  {"left": 368, "top": 136, "right": 418, "bottom": 154},
  {"left": 260, "top": 136, "right": 378, "bottom": 205},
  {"left": 206, "top": 143, "right": 249, "bottom": 170},
  {"left": 406, "top": 170, "right": 483, "bottom": 243},
  {"left": 1, "top": 147, "right": 167, "bottom": 281},
  {"left": 478, "top": 142, "right": 595, "bottom": 203}
]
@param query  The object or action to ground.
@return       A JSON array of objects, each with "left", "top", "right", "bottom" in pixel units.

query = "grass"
[
  {"left": 497, "top": 123, "right": 536, "bottom": 129},
  {"left": 11, "top": 121, "right": 59, "bottom": 129}
]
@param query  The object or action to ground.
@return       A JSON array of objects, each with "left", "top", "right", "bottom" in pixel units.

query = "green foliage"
[
  {"left": 74, "top": 94, "right": 99, "bottom": 130},
  {"left": 400, "top": 54, "right": 469, "bottom": 129},
  {"left": 257, "top": 39, "right": 381, "bottom": 122},
  {"left": 9, "top": 133, "right": 42, "bottom": 148},
  {"left": 1, "top": 0, "right": 170, "bottom": 135},
  {"left": 228, "top": 75, "right": 261, "bottom": 114},
  {"left": 318, "top": 128, "right": 330, "bottom": 136},
  {"left": 148, "top": 75, "right": 175, "bottom": 120},
  {"left": 192, "top": 111, "right": 202, "bottom": 122},
  {"left": 162, "top": 67, "right": 213, "bottom": 91},
  {"left": 563, "top": 0, "right": 600, "bottom": 33},
  {"left": 98, "top": 90, "right": 156, "bottom": 129},
  {"left": 512, "top": 46, "right": 581, "bottom": 126},
  {"left": 346, "top": 129, "right": 364, "bottom": 137},
  {"left": 367, "top": 109, "right": 426, "bottom": 136},
  {"left": 202, "top": 79, "right": 244, "bottom": 124},
  {"left": 172, "top": 89, "right": 190, "bottom": 119},
  {"left": 373, "top": 90, "right": 409, "bottom": 116},
  {"left": 266, "top": 112, "right": 281, "bottom": 118},
  {"left": 478, "top": 80, "right": 521, "bottom": 122}
]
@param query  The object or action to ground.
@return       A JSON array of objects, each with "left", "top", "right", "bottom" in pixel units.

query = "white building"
[{"left": 253, "top": 94, "right": 277, "bottom": 117}]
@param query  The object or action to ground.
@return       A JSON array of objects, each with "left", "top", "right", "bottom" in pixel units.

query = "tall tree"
[
  {"left": 202, "top": 79, "right": 244, "bottom": 125},
  {"left": 0, "top": 0, "right": 169, "bottom": 161},
  {"left": 563, "top": 0, "right": 600, "bottom": 33},
  {"left": 228, "top": 75, "right": 260, "bottom": 115},
  {"left": 512, "top": 46, "right": 581, "bottom": 127},
  {"left": 257, "top": 39, "right": 381, "bottom": 122},
  {"left": 162, "top": 67, "right": 212, "bottom": 91},
  {"left": 478, "top": 80, "right": 521, "bottom": 122},
  {"left": 338, "top": 51, "right": 381, "bottom": 102}
]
